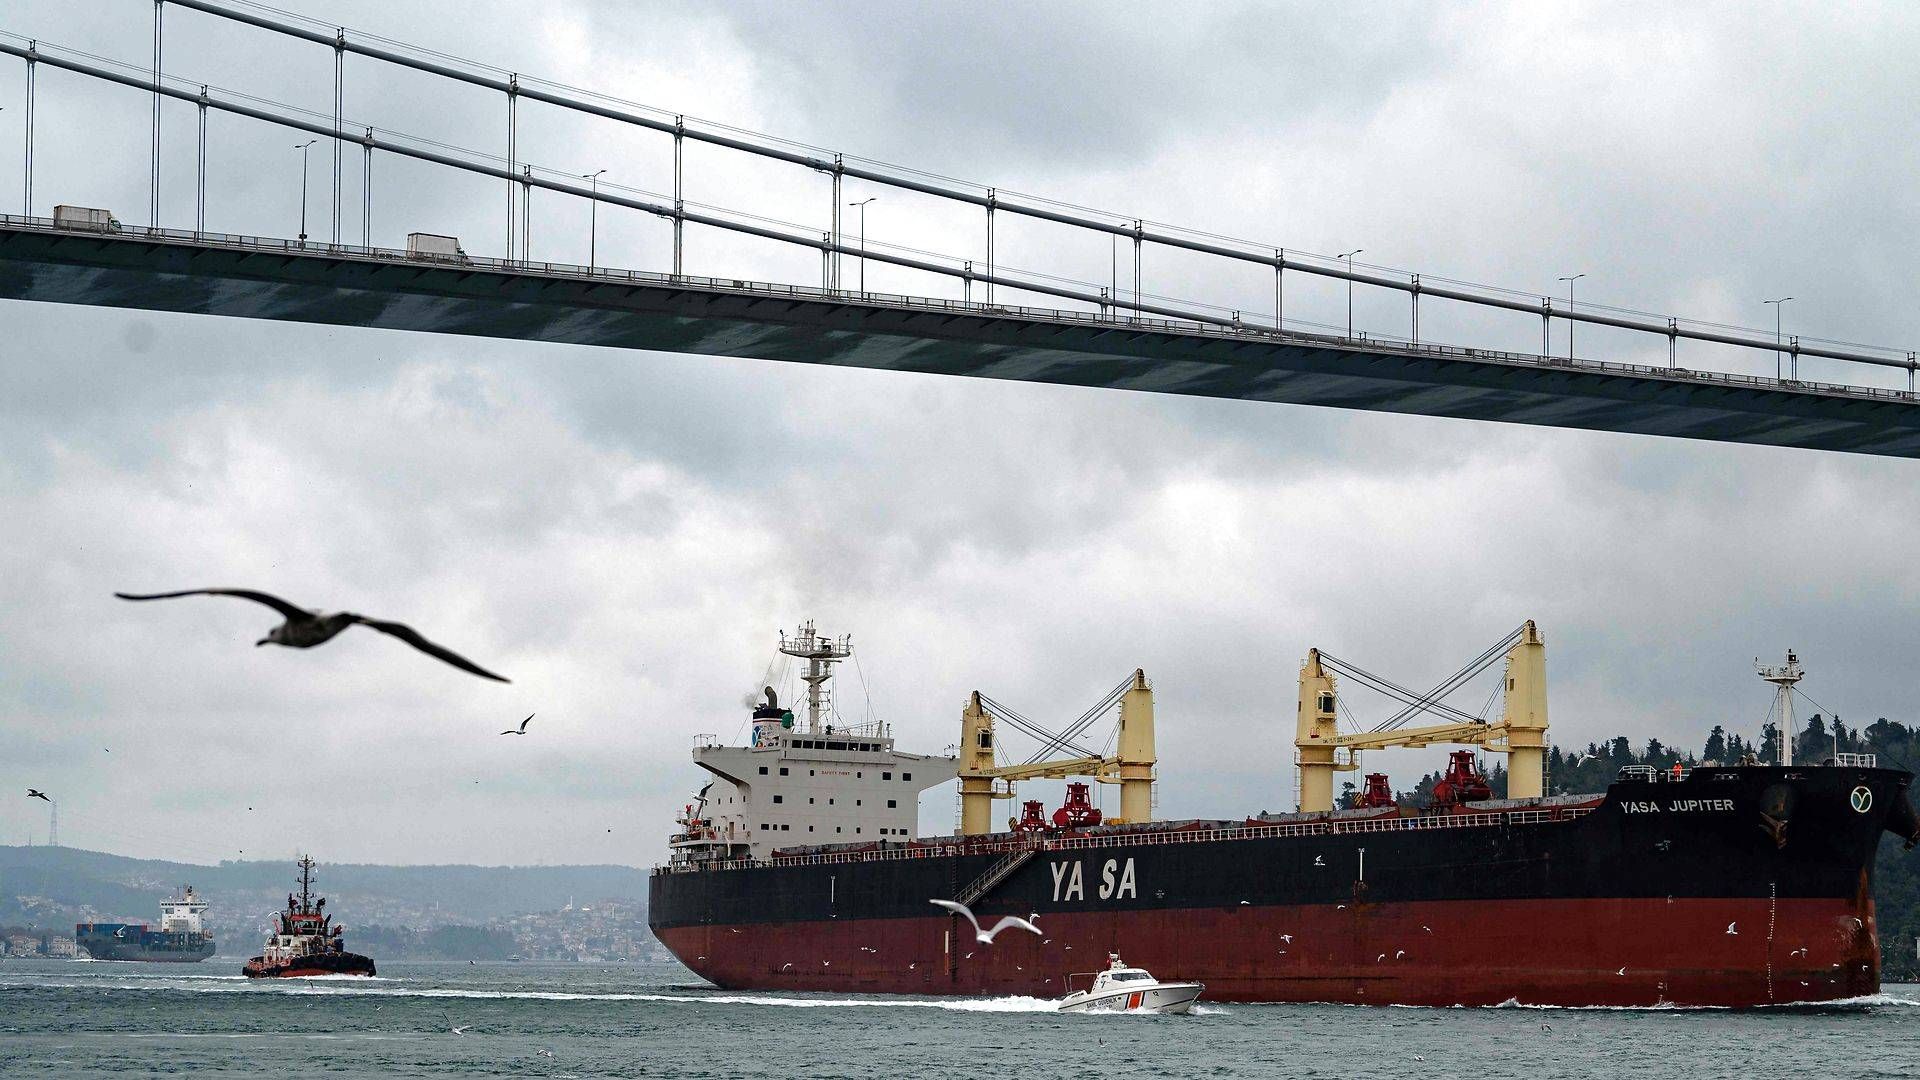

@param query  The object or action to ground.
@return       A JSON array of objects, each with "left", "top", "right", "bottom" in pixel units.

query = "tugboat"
[
  {"left": 75, "top": 885, "right": 216, "bottom": 962},
  {"left": 242, "top": 856, "right": 377, "bottom": 978},
  {"left": 1057, "top": 953, "right": 1204, "bottom": 1014}
]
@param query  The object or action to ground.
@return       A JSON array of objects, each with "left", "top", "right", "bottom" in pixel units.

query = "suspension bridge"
[{"left": 3, "top": 1, "right": 1918, "bottom": 457}]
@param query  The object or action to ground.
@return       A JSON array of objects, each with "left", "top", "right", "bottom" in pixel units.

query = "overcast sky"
[{"left": 4, "top": 1, "right": 1919, "bottom": 866}]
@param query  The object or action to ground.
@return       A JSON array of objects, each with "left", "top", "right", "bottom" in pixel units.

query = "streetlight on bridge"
[
  {"left": 583, "top": 169, "right": 607, "bottom": 271},
  {"left": 293, "top": 139, "right": 317, "bottom": 244},
  {"left": 849, "top": 197, "right": 877, "bottom": 293},
  {"left": 1557, "top": 273, "right": 1586, "bottom": 360},
  {"left": 1337, "top": 248, "right": 1364, "bottom": 338},
  {"left": 1763, "top": 297, "right": 1794, "bottom": 380}
]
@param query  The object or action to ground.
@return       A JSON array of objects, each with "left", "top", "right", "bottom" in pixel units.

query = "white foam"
[
  {"left": 8, "top": 978, "right": 1062, "bottom": 1011},
  {"left": 1765, "top": 992, "right": 1920, "bottom": 1009}
]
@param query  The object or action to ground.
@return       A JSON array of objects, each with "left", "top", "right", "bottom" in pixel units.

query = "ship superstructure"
[
  {"left": 242, "top": 857, "right": 376, "bottom": 978},
  {"left": 652, "top": 623, "right": 1920, "bottom": 1007},
  {"left": 669, "top": 623, "right": 958, "bottom": 866},
  {"left": 75, "top": 885, "right": 216, "bottom": 962}
]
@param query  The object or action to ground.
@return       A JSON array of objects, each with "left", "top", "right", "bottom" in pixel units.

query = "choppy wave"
[{"left": 1468, "top": 990, "right": 1920, "bottom": 1012}]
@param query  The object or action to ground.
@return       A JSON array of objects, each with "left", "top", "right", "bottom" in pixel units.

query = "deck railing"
[{"left": 652, "top": 806, "right": 1595, "bottom": 875}]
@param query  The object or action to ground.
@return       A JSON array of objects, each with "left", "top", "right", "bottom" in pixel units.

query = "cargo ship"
[
  {"left": 242, "top": 857, "right": 377, "bottom": 978},
  {"left": 75, "top": 885, "right": 216, "bottom": 962},
  {"left": 649, "top": 623, "right": 1920, "bottom": 1007}
]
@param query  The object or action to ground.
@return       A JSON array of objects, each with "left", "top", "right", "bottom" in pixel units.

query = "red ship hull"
[
  {"left": 658, "top": 893, "right": 1881, "bottom": 1008},
  {"left": 242, "top": 953, "right": 377, "bottom": 979}
]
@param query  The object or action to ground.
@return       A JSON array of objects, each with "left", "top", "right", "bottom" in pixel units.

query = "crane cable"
[
  {"left": 1023, "top": 674, "right": 1136, "bottom": 765},
  {"left": 1317, "top": 623, "right": 1527, "bottom": 733}
]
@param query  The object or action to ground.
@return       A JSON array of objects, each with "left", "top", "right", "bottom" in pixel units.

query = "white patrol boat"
[{"left": 1056, "top": 954, "right": 1204, "bottom": 1014}]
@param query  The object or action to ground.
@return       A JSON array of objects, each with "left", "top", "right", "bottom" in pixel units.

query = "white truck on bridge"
[
  {"left": 53, "top": 205, "right": 120, "bottom": 232},
  {"left": 405, "top": 232, "right": 467, "bottom": 260}
]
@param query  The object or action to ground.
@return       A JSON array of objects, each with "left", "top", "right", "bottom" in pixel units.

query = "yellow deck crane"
[
  {"left": 1295, "top": 621, "right": 1548, "bottom": 813},
  {"left": 957, "top": 669, "right": 1155, "bottom": 835}
]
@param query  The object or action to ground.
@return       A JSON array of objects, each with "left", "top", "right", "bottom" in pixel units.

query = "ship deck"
[{"left": 654, "top": 799, "right": 1601, "bottom": 875}]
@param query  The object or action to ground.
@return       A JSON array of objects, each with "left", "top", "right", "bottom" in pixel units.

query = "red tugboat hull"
[{"left": 242, "top": 952, "right": 377, "bottom": 978}]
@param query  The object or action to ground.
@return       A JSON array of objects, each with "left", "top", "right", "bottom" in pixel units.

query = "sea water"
[{"left": 1, "top": 959, "right": 1915, "bottom": 1078}]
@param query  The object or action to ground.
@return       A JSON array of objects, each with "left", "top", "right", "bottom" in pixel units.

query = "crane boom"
[{"left": 1295, "top": 621, "right": 1549, "bottom": 812}]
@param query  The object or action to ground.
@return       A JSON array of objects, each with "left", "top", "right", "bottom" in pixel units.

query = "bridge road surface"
[{"left": 4, "top": 221, "right": 1919, "bottom": 458}]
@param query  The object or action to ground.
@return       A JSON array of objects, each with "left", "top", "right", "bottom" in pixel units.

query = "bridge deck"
[{"left": 4, "top": 219, "right": 1918, "bottom": 457}]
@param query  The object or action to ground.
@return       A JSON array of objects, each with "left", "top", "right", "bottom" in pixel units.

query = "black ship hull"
[
  {"left": 651, "top": 765, "right": 1918, "bottom": 1006},
  {"left": 75, "top": 925, "right": 215, "bottom": 963}
]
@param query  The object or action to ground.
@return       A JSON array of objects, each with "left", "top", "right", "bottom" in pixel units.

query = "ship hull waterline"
[{"left": 656, "top": 895, "right": 1876, "bottom": 1007}]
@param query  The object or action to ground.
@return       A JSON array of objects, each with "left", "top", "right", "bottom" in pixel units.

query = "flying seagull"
[
  {"left": 1725, "top": 922, "right": 1738, "bottom": 936},
  {"left": 115, "top": 589, "right": 509, "bottom": 682},
  {"left": 501, "top": 714, "right": 534, "bottom": 736},
  {"left": 26, "top": 789, "right": 50, "bottom": 802},
  {"left": 929, "top": 899, "right": 1042, "bottom": 944}
]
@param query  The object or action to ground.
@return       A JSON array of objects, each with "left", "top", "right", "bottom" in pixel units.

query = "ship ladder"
[{"left": 955, "top": 846, "right": 1037, "bottom": 908}]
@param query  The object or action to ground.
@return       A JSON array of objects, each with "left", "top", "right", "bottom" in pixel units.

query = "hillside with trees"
[{"left": 0, "top": 847, "right": 647, "bottom": 957}]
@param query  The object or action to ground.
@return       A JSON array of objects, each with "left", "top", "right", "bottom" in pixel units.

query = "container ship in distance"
[
  {"left": 242, "top": 857, "right": 377, "bottom": 978},
  {"left": 650, "top": 624, "right": 1920, "bottom": 1007},
  {"left": 75, "top": 886, "right": 216, "bottom": 962}
]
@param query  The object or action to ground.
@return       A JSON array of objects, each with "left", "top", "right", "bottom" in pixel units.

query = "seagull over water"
[
  {"left": 929, "top": 899, "right": 1042, "bottom": 944},
  {"left": 501, "top": 714, "right": 534, "bottom": 736},
  {"left": 115, "top": 588, "right": 509, "bottom": 682}
]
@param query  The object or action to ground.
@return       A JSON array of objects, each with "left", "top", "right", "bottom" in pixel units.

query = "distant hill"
[{"left": 0, "top": 845, "right": 648, "bottom": 947}]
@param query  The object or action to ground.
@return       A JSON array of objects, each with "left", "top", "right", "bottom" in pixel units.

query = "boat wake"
[
  {"left": 305, "top": 987, "right": 1066, "bottom": 1011},
  {"left": 13, "top": 979, "right": 1062, "bottom": 1011}
]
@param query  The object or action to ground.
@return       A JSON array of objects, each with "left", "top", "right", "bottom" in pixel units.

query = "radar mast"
[
  {"left": 1756, "top": 649, "right": 1804, "bottom": 766},
  {"left": 779, "top": 622, "right": 851, "bottom": 733}
]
